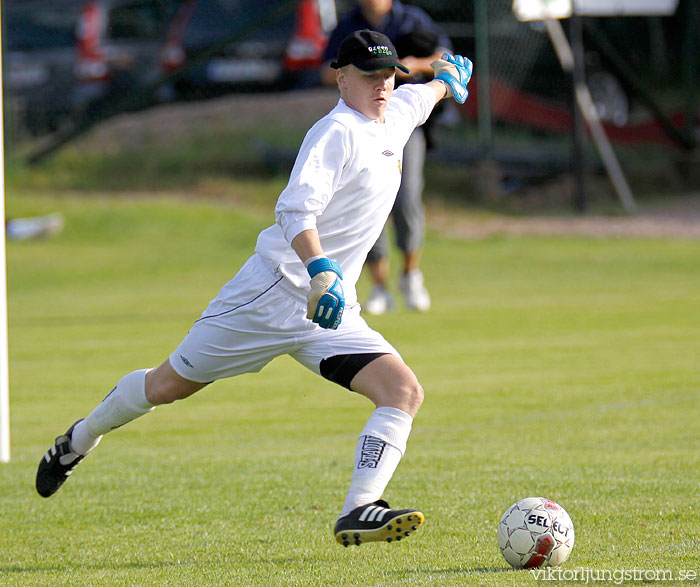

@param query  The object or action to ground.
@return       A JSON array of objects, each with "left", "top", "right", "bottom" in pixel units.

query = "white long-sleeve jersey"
[{"left": 255, "top": 83, "right": 436, "bottom": 306}]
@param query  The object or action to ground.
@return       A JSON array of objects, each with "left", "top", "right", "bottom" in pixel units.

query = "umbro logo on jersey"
[
  {"left": 382, "top": 150, "right": 394, "bottom": 157},
  {"left": 180, "top": 354, "right": 194, "bottom": 368}
]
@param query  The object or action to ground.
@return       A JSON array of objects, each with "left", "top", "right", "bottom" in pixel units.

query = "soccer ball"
[{"left": 497, "top": 497, "right": 575, "bottom": 569}]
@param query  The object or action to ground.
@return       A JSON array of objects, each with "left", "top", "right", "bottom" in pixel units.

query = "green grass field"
[{"left": 2, "top": 191, "right": 699, "bottom": 586}]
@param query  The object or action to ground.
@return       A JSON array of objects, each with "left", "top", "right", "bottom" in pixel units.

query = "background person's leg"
[
  {"left": 394, "top": 129, "right": 431, "bottom": 311},
  {"left": 364, "top": 228, "right": 394, "bottom": 315}
]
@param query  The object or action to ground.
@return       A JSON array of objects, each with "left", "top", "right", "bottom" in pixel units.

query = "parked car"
[
  {"left": 4, "top": 0, "right": 82, "bottom": 135},
  {"left": 160, "top": 0, "right": 338, "bottom": 99},
  {"left": 73, "top": 0, "right": 184, "bottom": 112},
  {"left": 3, "top": 0, "right": 183, "bottom": 136}
]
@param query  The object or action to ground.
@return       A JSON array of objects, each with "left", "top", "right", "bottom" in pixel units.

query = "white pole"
[
  {"left": 544, "top": 18, "right": 637, "bottom": 213},
  {"left": 0, "top": 17, "right": 11, "bottom": 462}
]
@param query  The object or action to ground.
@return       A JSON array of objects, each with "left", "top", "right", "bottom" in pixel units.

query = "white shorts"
[{"left": 169, "top": 254, "right": 399, "bottom": 383}]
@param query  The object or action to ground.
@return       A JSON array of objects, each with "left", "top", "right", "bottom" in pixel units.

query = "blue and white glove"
[
  {"left": 431, "top": 53, "right": 473, "bottom": 104},
  {"left": 306, "top": 257, "right": 344, "bottom": 330}
]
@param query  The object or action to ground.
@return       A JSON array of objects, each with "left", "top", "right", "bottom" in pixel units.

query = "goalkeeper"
[{"left": 36, "top": 29, "right": 472, "bottom": 547}]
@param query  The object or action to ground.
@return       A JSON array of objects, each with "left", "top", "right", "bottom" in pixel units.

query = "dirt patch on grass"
[
  {"left": 82, "top": 89, "right": 339, "bottom": 153},
  {"left": 428, "top": 193, "right": 700, "bottom": 239}
]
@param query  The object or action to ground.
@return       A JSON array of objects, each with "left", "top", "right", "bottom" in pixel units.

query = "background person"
[{"left": 322, "top": 0, "right": 453, "bottom": 315}]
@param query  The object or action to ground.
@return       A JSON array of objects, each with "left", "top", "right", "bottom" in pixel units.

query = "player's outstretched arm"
[
  {"left": 430, "top": 53, "right": 473, "bottom": 104},
  {"left": 291, "top": 229, "right": 345, "bottom": 330}
]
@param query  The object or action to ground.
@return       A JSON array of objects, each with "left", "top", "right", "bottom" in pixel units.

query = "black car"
[
  {"left": 4, "top": 0, "right": 81, "bottom": 135},
  {"left": 160, "top": 0, "right": 337, "bottom": 99},
  {"left": 3, "top": 0, "right": 183, "bottom": 136}
]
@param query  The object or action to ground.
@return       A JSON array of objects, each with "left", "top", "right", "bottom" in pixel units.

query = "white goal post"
[{"left": 0, "top": 19, "right": 10, "bottom": 463}]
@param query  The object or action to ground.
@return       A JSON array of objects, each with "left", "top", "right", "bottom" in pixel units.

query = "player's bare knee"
[
  {"left": 395, "top": 366, "right": 424, "bottom": 413},
  {"left": 349, "top": 354, "right": 424, "bottom": 416},
  {"left": 145, "top": 375, "right": 174, "bottom": 405},
  {"left": 402, "top": 380, "right": 424, "bottom": 414},
  {"left": 145, "top": 361, "right": 205, "bottom": 405},
  {"left": 380, "top": 378, "right": 423, "bottom": 416}
]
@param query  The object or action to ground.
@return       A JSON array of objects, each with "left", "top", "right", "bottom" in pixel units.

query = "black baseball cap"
[{"left": 330, "top": 29, "right": 410, "bottom": 74}]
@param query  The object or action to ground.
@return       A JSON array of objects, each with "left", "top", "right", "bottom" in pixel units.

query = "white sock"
[
  {"left": 70, "top": 369, "right": 155, "bottom": 455},
  {"left": 340, "top": 407, "right": 413, "bottom": 517}
]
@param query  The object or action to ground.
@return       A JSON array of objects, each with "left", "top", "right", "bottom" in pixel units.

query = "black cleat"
[
  {"left": 334, "top": 499, "right": 424, "bottom": 546},
  {"left": 36, "top": 420, "right": 86, "bottom": 498}
]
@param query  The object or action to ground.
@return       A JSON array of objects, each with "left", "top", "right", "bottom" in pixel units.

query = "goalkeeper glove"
[
  {"left": 306, "top": 257, "right": 345, "bottom": 330},
  {"left": 431, "top": 53, "right": 473, "bottom": 104}
]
